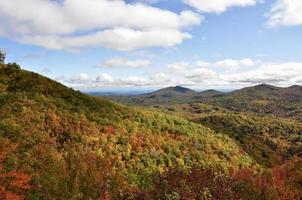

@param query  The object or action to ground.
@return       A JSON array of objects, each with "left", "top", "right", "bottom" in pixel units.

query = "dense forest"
[{"left": 0, "top": 63, "right": 302, "bottom": 199}]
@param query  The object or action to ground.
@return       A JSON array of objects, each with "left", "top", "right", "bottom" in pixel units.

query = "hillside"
[
  {"left": 109, "top": 86, "right": 222, "bottom": 106},
  {"left": 105, "top": 83, "right": 302, "bottom": 199},
  {"left": 196, "top": 113, "right": 302, "bottom": 167},
  {"left": 0, "top": 63, "right": 258, "bottom": 199},
  {"left": 201, "top": 84, "right": 302, "bottom": 120},
  {"left": 147, "top": 101, "right": 302, "bottom": 167}
]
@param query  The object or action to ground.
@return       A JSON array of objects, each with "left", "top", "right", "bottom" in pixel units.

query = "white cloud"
[
  {"left": 67, "top": 73, "right": 92, "bottom": 84},
  {"left": 267, "top": 0, "right": 302, "bottom": 27},
  {"left": 60, "top": 60, "right": 302, "bottom": 88},
  {"left": 96, "top": 73, "right": 113, "bottom": 84},
  {"left": 196, "top": 58, "right": 255, "bottom": 71},
  {"left": 221, "top": 62, "right": 302, "bottom": 86},
  {"left": 0, "top": 0, "right": 203, "bottom": 51},
  {"left": 184, "top": 68, "right": 216, "bottom": 84},
  {"left": 99, "top": 57, "right": 151, "bottom": 68},
  {"left": 119, "top": 76, "right": 149, "bottom": 86},
  {"left": 167, "top": 62, "right": 190, "bottom": 71},
  {"left": 20, "top": 28, "right": 192, "bottom": 51},
  {"left": 183, "top": 0, "right": 257, "bottom": 13}
]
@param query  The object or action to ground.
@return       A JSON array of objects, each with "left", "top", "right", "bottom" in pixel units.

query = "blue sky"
[{"left": 0, "top": 0, "right": 302, "bottom": 91}]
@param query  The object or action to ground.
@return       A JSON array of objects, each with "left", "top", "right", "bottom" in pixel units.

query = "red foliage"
[
  {"left": 231, "top": 166, "right": 301, "bottom": 200},
  {"left": 0, "top": 150, "right": 31, "bottom": 200},
  {"left": 142, "top": 166, "right": 302, "bottom": 200},
  {"left": 105, "top": 126, "right": 115, "bottom": 134}
]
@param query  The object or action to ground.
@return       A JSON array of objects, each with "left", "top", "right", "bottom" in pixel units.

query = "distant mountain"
[
  {"left": 148, "top": 86, "right": 197, "bottom": 96},
  {"left": 287, "top": 85, "right": 302, "bottom": 90},
  {"left": 229, "top": 84, "right": 286, "bottom": 98},
  {"left": 283, "top": 85, "right": 302, "bottom": 99},
  {"left": 229, "top": 84, "right": 302, "bottom": 99},
  {"left": 198, "top": 89, "right": 223, "bottom": 98},
  {"left": 202, "top": 84, "right": 302, "bottom": 120},
  {"left": 106, "top": 83, "right": 302, "bottom": 120},
  {"left": 107, "top": 86, "right": 222, "bottom": 106}
]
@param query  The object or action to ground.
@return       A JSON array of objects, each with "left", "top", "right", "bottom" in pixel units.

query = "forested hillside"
[
  {"left": 0, "top": 63, "right": 301, "bottom": 199},
  {"left": 0, "top": 63, "right": 254, "bottom": 199},
  {"left": 201, "top": 84, "right": 302, "bottom": 120},
  {"left": 106, "top": 85, "right": 302, "bottom": 199},
  {"left": 197, "top": 114, "right": 302, "bottom": 166}
]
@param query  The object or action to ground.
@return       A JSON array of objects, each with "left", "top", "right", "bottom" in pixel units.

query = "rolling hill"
[
  {"left": 107, "top": 84, "right": 302, "bottom": 120},
  {"left": 104, "top": 83, "right": 302, "bottom": 199},
  {"left": 201, "top": 84, "right": 302, "bottom": 120},
  {"left": 0, "top": 63, "right": 258, "bottom": 199},
  {"left": 108, "top": 86, "right": 222, "bottom": 106}
]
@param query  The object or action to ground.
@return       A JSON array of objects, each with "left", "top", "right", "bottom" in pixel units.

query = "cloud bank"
[
  {"left": 98, "top": 58, "right": 151, "bottom": 68},
  {"left": 59, "top": 59, "right": 302, "bottom": 88},
  {"left": 0, "top": 0, "right": 202, "bottom": 51}
]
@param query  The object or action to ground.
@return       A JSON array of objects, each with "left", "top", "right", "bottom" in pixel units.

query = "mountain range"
[
  {"left": 108, "top": 86, "right": 222, "bottom": 105},
  {"left": 108, "top": 84, "right": 302, "bottom": 120}
]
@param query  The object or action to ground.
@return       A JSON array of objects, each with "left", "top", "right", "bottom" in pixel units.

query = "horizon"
[
  {"left": 82, "top": 83, "right": 301, "bottom": 95},
  {"left": 1, "top": 0, "right": 302, "bottom": 90}
]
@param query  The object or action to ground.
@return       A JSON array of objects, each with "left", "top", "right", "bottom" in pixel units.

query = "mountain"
[
  {"left": 201, "top": 84, "right": 302, "bottom": 120},
  {"left": 283, "top": 85, "right": 302, "bottom": 99},
  {"left": 225, "top": 84, "right": 297, "bottom": 99},
  {"left": 287, "top": 85, "right": 302, "bottom": 91},
  {"left": 107, "top": 86, "right": 222, "bottom": 106},
  {"left": 107, "top": 83, "right": 302, "bottom": 120},
  {"left": 198, "top": 89, "right": 223, "bottom": 98},
  {"left": 106, "top": 83, "right": 302, "bottom": 173},
  {"left": 148, "top": 86, "right": 197, "bottom": 96},
  {"left": 0, "top": 63, "right": 256, "bottom": 199},
  {"left": 218, "top": 84, "right": 302, "bottom": 101}
]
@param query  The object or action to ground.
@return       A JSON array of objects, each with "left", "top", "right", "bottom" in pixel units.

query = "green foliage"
[
  {"left": 1, "top": 64, "right": 301, "bottom": 199},
  {"left": 0, "top": 123, "right": 22, "bottom": 142},
  {"left": 0, "top": 64, "right": 256, "bottom": 199},
  {"left": 109, "top": 84, "right": 302, "bottom": 121},
  {"left": 200, "top": 84, "right": 302, "bottom": 120},
  {"left": 197, "top": 113, "right": 302, "bottom": 167}
]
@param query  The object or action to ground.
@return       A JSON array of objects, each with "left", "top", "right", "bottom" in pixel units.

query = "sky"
[{"left": 0, "top": 0, "right": 302, "bottom": 91}]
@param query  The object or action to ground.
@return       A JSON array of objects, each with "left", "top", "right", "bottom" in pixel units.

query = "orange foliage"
[{"left": 0, "top": 150, "right": 31, "bottom": 200}]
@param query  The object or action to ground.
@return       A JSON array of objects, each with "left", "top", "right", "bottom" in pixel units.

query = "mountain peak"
[
  {"left": 287, "top": 85, "right": 302, "bottom": 90},
  {"left": 171, "top": 85, "right": 195, "bottom": 93},
  {"left": 255, "top": 84, "right": 279, "bottom": 90},
  {"left": 149, "top": 86, "right": 196, "bottom": 95}
]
